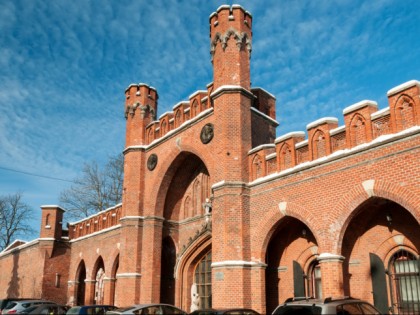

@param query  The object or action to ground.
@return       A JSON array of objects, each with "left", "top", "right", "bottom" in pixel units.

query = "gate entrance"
[{"left": 387, "top": 250, "right": 420, "bottom": 315}]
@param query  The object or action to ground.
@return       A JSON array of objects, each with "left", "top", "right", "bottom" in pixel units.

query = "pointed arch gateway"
[
  {"left": 174, "top": 232, "right": 212, "bottom": 312},
  {"left": 75, "top": 260, "right": 86, "bottom": 306},
  {"left": 156, "top": 151, "right": 212, "bottom": 308},
  {"left": 265, "top": 216, "right": 319, "bottom": 314}
]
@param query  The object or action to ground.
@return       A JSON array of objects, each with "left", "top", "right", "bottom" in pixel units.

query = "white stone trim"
[
  {"left": 69, "top": 203, "right": 122, "bottom": 225},
  {"left": 250, "top": 107, "right": 279, "bottom": 126},
  {"left": 189, "top": 90, "right": 207, "bottom": 99},
  {"left": 343, "top": 100, "right": 378, "bottom": 115},
  {"left": 295, "top": 139, "right": 308, "bottom": 149},
  {"left": 330, "top": 125, "right": 346, "bottom": 136},
  {"left": 362, "top": 179, "right": 375, "bottom": 197},
  {"left": 116, "top": 273, "right": 142, "bottom": 278},
  {"left": 211, "top": 260, "right": 266, "bottom": 268},
  {"left": 275, "top": 131, "right": 305, "bottom": 144},
  {"left": 266, "top": 153, "right": 277, "bottom": 160},
  {"left": 317, "top": 253, "right": 345, "bottom": 262},
  {"left": 278, "top": 202, "right": 287, "bottom": 216},
  {"left": 248, "top": 143, "right": 275, "bottom": 155},
  {"left": 307, "top": 117, "right": 338, "bottom": 130},
  {"left": 371, "top": 107, "right": 390, "bottom": 120},
  {"left": 387, "top": 80, "right": 420, "bottom": 96},
  {"left": 251, "top": 87, "right": 276, "bottom": 99},
  {"left": 249, "top": 126, "right": 420, "bottom": 187}
]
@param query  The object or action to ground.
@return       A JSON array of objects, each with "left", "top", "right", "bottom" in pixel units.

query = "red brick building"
[{"left": 1, "top": 4, "right": 419, "bottom": 314}]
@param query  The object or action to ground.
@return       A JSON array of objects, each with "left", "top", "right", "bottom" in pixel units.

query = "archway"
[
  {"left": 110, "top": 254, "right": 119, "bottom": 305},
  {"left": 341, "top": 197, "right": 420, "bottom": 313},
  {"left": 160, "top": 236, "right": 176, "bottom": 304},
  {"left": 75, "top": 260, "right": 86, "bottom": 306},
  {"left": 93, "top": 256, "right": 105, "bottom": 305},
  {"left": 161, "top": 152, "right": 210, "bottom": 221},
  {"left": 265, "top": 217, "right": 318, "bottom": 314}
]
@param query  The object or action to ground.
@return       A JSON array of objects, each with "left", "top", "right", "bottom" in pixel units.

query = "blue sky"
[{"left": 1, "top": 0, "right": 419, "bottom": 241}]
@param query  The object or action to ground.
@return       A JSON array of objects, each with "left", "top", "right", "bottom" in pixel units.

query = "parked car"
[
  {"left": 2, "top": 300, "right": 54, "bottom": 314},
  {"left": 189, "top": 308, "right": 260, "bottom": 315},
  {"left": 66, "top": 305, "right": 117, "bottom": 315},
  {"left": 106, "top": 304, "right": 187, "bottom": 314},
  {"left": 0, "top": 299, "right": 37, "bottom": 314},
  {"left": 272, "top": 297, "right": 382, "bottom": 315},
  {"left": 19, "top": 303, "right": 69, "bottom": 314}
]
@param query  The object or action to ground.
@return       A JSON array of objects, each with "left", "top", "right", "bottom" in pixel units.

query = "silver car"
[
  {"left": 272, "top": 297, "right": 381, "bottom": 315},
  {"left": 2, "top": 300, "right": 54, "bottom": 314},
  {"left": 106, "top": 304, "right": 187, "bottom": 315}
]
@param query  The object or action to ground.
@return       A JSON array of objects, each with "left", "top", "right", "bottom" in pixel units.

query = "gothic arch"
[
  {"left": 278, "top": 143, "right": 292, "bottom": 171},
  {"left": 253, "top": 201, "right": 321, "bottom": 261},
  {"left": 151, "top": 147, "right": 212, "bottom": 220},
  {"left": 350, "top": 113, "right": 367, "bottom": 146},
  {"left": 333, "top": 180, "right": 420, "bottom": 254},
  {"left": 174, "top": 232, "right": 211, "bottom": 311},
  {"left": 74, "top": 259, "right": 87, "bottom": 306},
  {"left": 311, "top": 129, "right": 327, "bottom": 160},
  {"left": 392, "top": 94, "right": 418, "bottom": 131},
  {"left": 251, "top": 154, "right": 263, "bottom": 180}
]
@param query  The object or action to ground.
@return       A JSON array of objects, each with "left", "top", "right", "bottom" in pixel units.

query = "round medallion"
[
  {"left": 147, "top": 154, "right": 158, "bottom": 171},
  {"left": 200, "top": 123, "right": 214, "bottom": 144}
]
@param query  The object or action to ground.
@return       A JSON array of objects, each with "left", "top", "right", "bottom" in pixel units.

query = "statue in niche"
[{"left": 190, "top": 283, "right": 200, "bottom": 312}]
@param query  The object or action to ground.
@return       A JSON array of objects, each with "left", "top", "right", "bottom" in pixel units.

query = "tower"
[
  {"left": 208, "top": 5, "right": 256, "bottom": 308},
  {"left": 210, "top": 5, "right": 252, "bottom": 90}
]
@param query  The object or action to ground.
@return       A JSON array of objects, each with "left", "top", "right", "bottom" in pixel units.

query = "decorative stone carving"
[
  {"left": 147, "top": 154, "right": 158, "bottom": 171},
  {"left": 210, "top": 28, "right": 252, "bottom": 61},
  {"left": 124, "top": 102, "right": 156, "bottom": 119},
  {"left": 200, "top": 123, "right": 214, "bottom": 144}
]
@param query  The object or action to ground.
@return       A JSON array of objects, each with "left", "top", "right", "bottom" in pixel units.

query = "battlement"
[
  {"left": 209, "top": 5, "right": 252, "bottom": 33},
  {"left": 248, "top": 80, "right": 420, "bottom": 182},
  {"left": 124, "top": 83, "right": 158, "bottom": 119},
  {"left": 144, "top": 85, "right": 212, "bottom": 144},
  {"left": 68, "top": 204, "right": 122, "bottom": 240}
]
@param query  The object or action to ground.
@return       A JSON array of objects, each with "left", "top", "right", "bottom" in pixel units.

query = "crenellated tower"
[
  {"left": 210, "top": 5, "right": 252, "bottom": 90},
  {"left": 124, "top": 83, "right": 158, "bottom": 147},
  {"left": 208, "top": 5, "right": 256, "bottom": 309}
]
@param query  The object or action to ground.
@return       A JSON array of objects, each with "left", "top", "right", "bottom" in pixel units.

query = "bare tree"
[
  {"left": 0, "top": 193, "right": 35, "bottom": 251},
  {"left": 60, "top": 154, "right": 124, "bottom": 221}
]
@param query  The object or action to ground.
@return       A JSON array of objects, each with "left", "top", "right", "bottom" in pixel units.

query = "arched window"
[
  {"left": 194, "top": 250, "right": 212, "bottom": 309},
  {"left": 93, "top": 257, "right": 106, "bottom": 305},
  {"left": 307, "top": 260, "right": 322, "bottom": 299},
  {"left": 388, "top": 250, "right": 420, "bottom": 314}
]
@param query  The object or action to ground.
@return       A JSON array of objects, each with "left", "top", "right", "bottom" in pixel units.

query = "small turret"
[
  {"left": 124, "top": 83, "right": 158, "bottom": 147},
  {"left": 40, "top": 205, "right": 65, "bottom": 240},
  {"left": 209, "top": 5, "right": 253, "bottom": 90}
]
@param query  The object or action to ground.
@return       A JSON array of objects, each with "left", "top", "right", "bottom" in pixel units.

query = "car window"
[
  {"left": 162, "top": 305, "right": 185, "bottom": 314},
  {"left": 358, "top": 303, "right": 380, "bottom": 315},
  {"left": 273, "top": 305, "right": 322, "bottom": 315},
  {"left": 5, "top": 302, "right": 17, "bottom": 309},
  {"left": 67, "top": 306, "right": 82, "bottom": 314},
  {"left": 337, "top": 303, "right": 362, "bottom": 315}
]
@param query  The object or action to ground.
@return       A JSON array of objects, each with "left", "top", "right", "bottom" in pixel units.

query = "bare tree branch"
[
  {"left": 0, "top": 193, "right": 35, "bottom": 251},
  {"left": 59, "top": 154, "right": 124, "bottom": 221}
]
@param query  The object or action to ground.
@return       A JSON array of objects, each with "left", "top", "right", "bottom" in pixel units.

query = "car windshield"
[
  {"left": 4, "top": 302, "right": 17, "bottom": 309},
  {"left": 273, "top": 305, "right": 322, "bottom": 315},
  {"left": 67, "top": 306, "right": 82, "bottom": 314}
]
